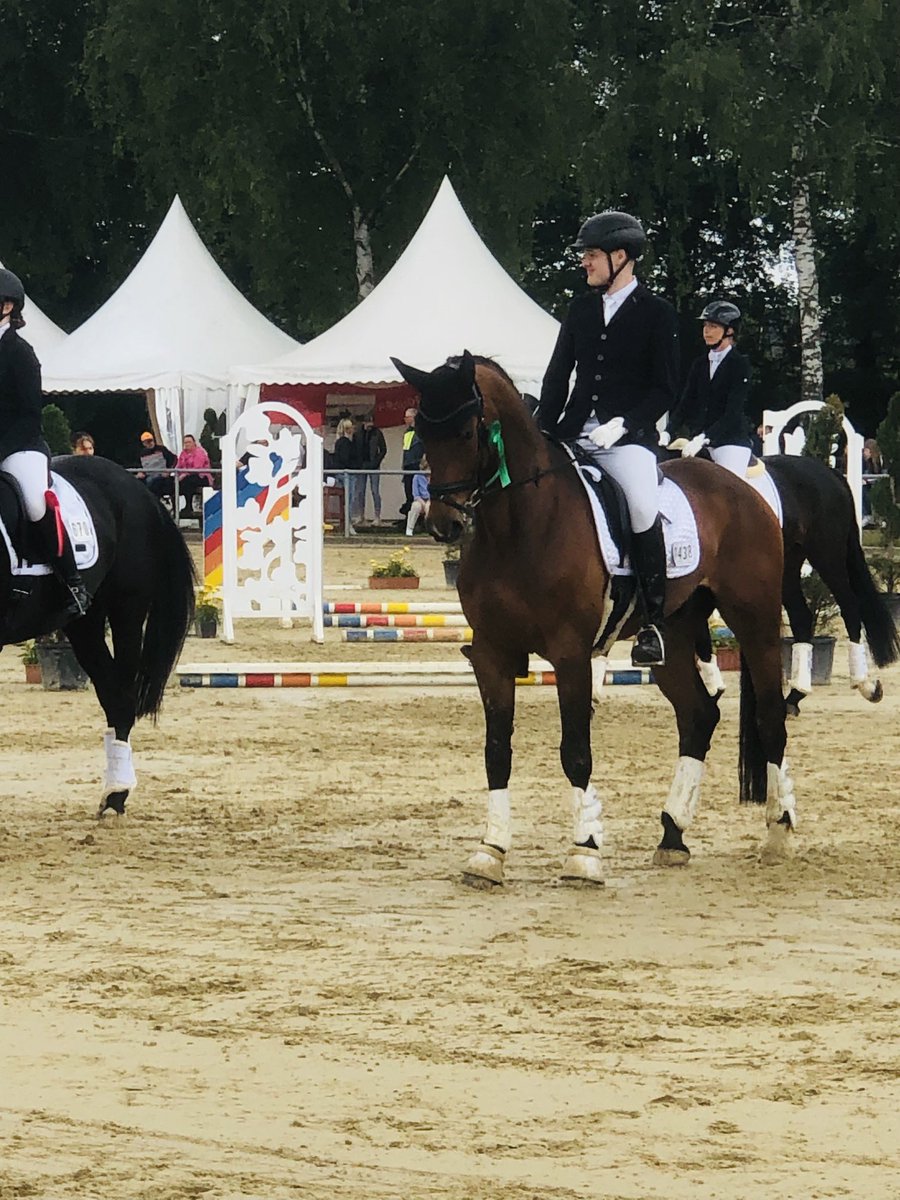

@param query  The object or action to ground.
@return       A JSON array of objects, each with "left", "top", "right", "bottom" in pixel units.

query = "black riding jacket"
[
  {"left": 0, "top": 327, "right": 48, "bottom": 462},
  {"left": 537, "top": 284, "right": 679, "bottom": 446},
  {"left": 672, "top": 348, "right": 752, "bottom": 448}
]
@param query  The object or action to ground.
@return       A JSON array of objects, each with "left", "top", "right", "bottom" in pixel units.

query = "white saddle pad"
[
  {"left": 0, "top": 471, "right": 99, "bottom": 577},
  {"left": 578, "top": 465, "right": 700, "bottom": 579},
  {"left": 745, "top": 467, "right": 783, "bottom": 526}
]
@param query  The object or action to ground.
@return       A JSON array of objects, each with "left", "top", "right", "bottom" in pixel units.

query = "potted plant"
[
  {"left": 19, "top": 640, "right": 41, "bottom": 685},
  {"left": 780, "top": 569, "right": 840, "bottom": 686},
  {"left": 368, "top": 548, "right": 420, "bottom": 590},
  {"left": 195, "top": 584, "right": 221, "bottom": 638},
  {"left": 442, "top": 542, "right": 461, "bottom": 588},
  {"left": 34, "top": 629, "right": 89, "bottom": 691},
  {"left": 709, "top": 622, "right": 741, "bottom": 672}
]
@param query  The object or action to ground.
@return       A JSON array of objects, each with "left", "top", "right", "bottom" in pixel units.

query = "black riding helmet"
[
  {"left": 0, "top": 268, "right": 25, "bottom": 311},
  {"left": 572, "top": 211, "right": 646, "bottom": 260},
  {"left": 699, "top": 300, "right": 741, "bottom": 330}
]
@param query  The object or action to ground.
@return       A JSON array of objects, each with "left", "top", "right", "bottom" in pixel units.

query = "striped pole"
[
  {"left": 177, "top": 660, "right": 653, "bottom": 689},
  {"left": 324, "top": 613, "right": 469, "bottom": 628},
  {"left": 342, "top": 627, "right": 473, "bottom": 642},
  {"left": 324, "top": 601, "right": 463, "bottom": 615}
]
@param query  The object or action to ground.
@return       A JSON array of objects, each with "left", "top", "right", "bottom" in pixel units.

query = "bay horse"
[
  {"left": 0, "top": 454, "right": 195, "bottom": 815},
  {"left": 663, "top": 447, "right": 900, "bottom": 715},
  {"left": 392, "top": 351, "right": 796, "bottom": 885}
]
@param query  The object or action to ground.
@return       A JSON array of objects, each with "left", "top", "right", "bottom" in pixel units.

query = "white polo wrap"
[
  {"left": 766, "top": 759, "right": 797, "bottom": 829},
  {"left": 484, "top": 788, "right": 511, "bottom": 852},
  {"left": 790, "top": 642, "right": 813, "bottom": 695},
  {"left": 663, "top": 756, "right": 705, "bottom": 830},
  {"left": 571, "top": 783, "right": 603, "bottom": 847}
]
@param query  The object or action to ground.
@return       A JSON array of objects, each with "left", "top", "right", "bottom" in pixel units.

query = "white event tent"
[
  {"left": 0, "top": 260, "right": 67, "bottom": 360},
  {"left": 230, "top": 175, "right": 560, "bottom": 421},
  {"left": 41, "top": 196, "right": 299, "bottom": 447}
]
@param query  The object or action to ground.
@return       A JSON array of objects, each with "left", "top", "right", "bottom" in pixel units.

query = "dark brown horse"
[{"left": 392, "top": 351, "right": 797, "bottom": 885}]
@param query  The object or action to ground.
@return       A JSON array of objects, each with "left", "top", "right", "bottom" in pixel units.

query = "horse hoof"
[
  {"left": 560, "top": 846, "right": 604, "bottom": 886},
  {"left": 760, "top": 822, "right": 793, "bottom": 865},
  {"left": 857, "top": 678, "right": 883, "bottom": 703},
  {"left": 98, "top": 790, "right": 128, "bottom": 818},
  {"left": 652, "top": 847, "right": 691, "bottom": 867},
  {"left": 462, "top": 844, "right": 505, "bottom": 887}
]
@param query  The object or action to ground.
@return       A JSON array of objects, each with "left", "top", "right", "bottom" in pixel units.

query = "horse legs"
[
  {"left": 65, "top": 593, "right": 145, "bottom": 816},
  {"left": 782, "top": 548, "right": 814, "bottom": 717},
  {"left": 650, "top": 611, "right": 721, "bottom": 866},
  {"left": 554, "top": 655, "right": 604, "bottom": 884},
  {"left": 807, "top": 550, "right": 881, "bottom": 703},
  {"left": 465, "top": 640, "right": 518, "bottom": 887}
]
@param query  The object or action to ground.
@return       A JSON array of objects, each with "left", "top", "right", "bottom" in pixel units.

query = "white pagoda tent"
[
  {"left": 230, "top": 176, "right": 560, "bottom": 419},
  {"left": 0, "top": 260, "right": 67, "bottom": 361},
  {"left": 41, "top": 196, "right": 299, "bottom": 447}
]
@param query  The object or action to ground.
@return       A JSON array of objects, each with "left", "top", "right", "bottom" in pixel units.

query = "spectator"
[
  {"left": 862, "top": 438, "right": 884, "bottom": 527},
  {"left": 405, "top": 459, "right": 431, "bottom": 536},
  {"left": 71, "top": 431, "right": 95, "bottom": 455},
  {"left": 136, "top": 430, "right": 177, "bottom": 502},
  {"left": 175, "top": 434, "right": 213, "bottom": 518},
  {"left": 399, "top": 406, "right": 423, "bottom": 518},
  {"left": 332, "top": 417, "right": 359, "bottom": 534},
  {"left": 353, "top": 413, "right": 387, "bottom": 525}
]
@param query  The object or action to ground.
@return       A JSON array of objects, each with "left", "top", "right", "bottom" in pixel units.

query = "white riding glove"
[
  {"left": 681, "top": 433, "right": 709, "bottom": 457},
  {"left": 587, "top": 417, "right": 626, "bottom": 450}
]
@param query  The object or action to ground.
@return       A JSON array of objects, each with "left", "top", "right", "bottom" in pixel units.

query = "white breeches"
[
  {"left": 574, "top": 435, "right": 659, "bottom": 532},
  {"left": 709, "top": 444, "right": 752, "bottom": 477},
  {"left": 0, "top": 450, "right": 49, "bottom": 521},
  {"left": 405, "top": 497, "right": 429, "bottom": 535}
]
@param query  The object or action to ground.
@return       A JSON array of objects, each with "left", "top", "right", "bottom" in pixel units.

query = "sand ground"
[{"left": 0, "top": 539, "right": 898, "bottom": 1199}]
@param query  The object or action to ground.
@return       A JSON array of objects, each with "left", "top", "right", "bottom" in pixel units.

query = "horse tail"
[
  {"left": 846, "top": 531, "right": 900, "bottom": 668},
  {"left": 738, "top": 654, "right": 767, "bottom": 805},
  {"left": 135, "top": 507, "right": 197, "bottom": 719}
]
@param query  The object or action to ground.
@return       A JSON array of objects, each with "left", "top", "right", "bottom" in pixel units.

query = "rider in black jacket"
[
  {"left": 670, "top": 300, "right": 752, "bottom": 477},
  {"left": 538, "top": 212, "right": 679, "bottom": 667},
  {"left": 0, "top": 269, "right": 87, "bottom": 617}
]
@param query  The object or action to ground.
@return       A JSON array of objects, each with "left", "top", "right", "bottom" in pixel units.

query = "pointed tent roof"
[
  {"left": 0, "top": 260, "right": 67, "bottom": 360},
  {"left": 41, "top": 196, "right": 298, "bottom": 394},
  {"left": 232, "top": 177, "right": 559, "bottom": 395}
]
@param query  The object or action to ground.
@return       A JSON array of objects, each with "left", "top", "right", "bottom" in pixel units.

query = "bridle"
[{"left": 417, "top": 379, "right": 570, "bottom": 520}]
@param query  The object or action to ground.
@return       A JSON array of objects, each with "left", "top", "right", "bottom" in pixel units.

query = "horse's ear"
[
  {"left": 459, "top": 350, "right": 476, "bottom": 388},
  {"left": 391, "top": 356, "right": 431, "bottom": 393}
]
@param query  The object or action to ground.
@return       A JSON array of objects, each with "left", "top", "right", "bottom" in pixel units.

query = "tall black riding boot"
[
  {"left": 36, "top": 511, "right": 89, "bottom": 619},
  {"left": 631, "top": 517, "right": 667, "bottom": 667}
]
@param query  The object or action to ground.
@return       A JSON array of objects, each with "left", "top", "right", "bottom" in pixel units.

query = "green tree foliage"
[
  {"left": 41, "top": 403, "right": 72, "bottom": 454},
  {"left": 82, "top": 0, "right": 591, "bottom": 336}
]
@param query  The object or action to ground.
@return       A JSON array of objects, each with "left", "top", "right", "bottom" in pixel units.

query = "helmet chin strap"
[{"left": 596, "top": 251, "right": 630, "bottom": 294}]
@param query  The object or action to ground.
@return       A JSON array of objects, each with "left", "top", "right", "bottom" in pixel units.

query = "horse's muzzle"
[{"left": 427, "top": 508, "right": 465, "bottom": 544}]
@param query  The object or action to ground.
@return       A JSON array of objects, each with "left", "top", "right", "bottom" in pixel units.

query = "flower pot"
[
  {"left": 195, "top": 616, "right": 219, "bottom": 638},
  {"left": 443, "top": 559, "right": 460, "bottom": 588},
  {"left": 24, "top": 663, "right": 42, "bottom": 685},
  {"left": 35, "top": 641, "right": 89, "bottom": 691},
  {"left": 781, "top": 635, "right": 837, "bottom": 686},
  {"left": 714, "top": 646, "right": 741, "bottom": 672},
  {"left": 882, "top": 592, "right": 900, "bottom": 630},
  {"left": 368, "top": 575, "right": 419, "bottom": 589}
]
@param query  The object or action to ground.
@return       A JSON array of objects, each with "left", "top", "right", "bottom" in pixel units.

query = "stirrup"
[
  {"left": 632, "top": 624, "right": 665, "bottom": 667},
  {"left": 63, "top": 579, "right": 90, "bottom": 619}
]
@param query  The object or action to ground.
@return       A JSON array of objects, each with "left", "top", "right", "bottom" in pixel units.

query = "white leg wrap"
[
  {"left": 766, "top": 759, "right": 797, "bottom": 829},
  {"left": 590, "top": 656, "right": 608, "bottom": 702},
  {"left": 848, "top": 641, "right": 868, "bottom": 686},
  {"left": 663, "top": 756, "right": 705, "bottom": 831},
  {"left": 790, "top": 642, "right": 813, "bottom": 695},
  {"left": 103, "top": 733, "right": 137, "bottom": 798},
  {"left": 571, "top": 783, "right": 603, "bottom": 847},
  {"left": 483, "top": 788, "right": 511, "bottom": 852},
  {"left": 697, "top": 656, "right": 726, "bottom": 697}
]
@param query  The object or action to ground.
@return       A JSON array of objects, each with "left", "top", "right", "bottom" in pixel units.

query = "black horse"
[
  {"left": 665, "top": 448, "right": 900, "bottom": 714},
  {"left": 1, "top": 454, "right": 196, "bottom": 814}
]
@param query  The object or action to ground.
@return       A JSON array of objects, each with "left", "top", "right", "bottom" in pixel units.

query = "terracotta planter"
[
  {"left": 24, "top": 663, "right": 42, "bottom": 685},
  {"left": 368, "top": 575, "right": 419, "bottom": 589},
  {"left": 715, "top": 647, "right": 742, "bottom": 672}
]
